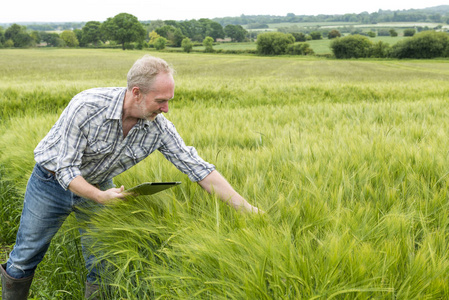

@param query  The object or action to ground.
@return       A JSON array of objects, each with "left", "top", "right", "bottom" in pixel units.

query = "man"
[{"left": 1, "top": 55, "right": 260, "bottom": 299}]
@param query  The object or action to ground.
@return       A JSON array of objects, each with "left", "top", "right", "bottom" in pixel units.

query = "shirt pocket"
[{"left": 84, "top": 140, "right": 114, "bottom": 159}]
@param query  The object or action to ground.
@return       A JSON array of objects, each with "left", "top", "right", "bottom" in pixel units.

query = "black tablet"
[{"left": 124, "top": 182, "right": 181, "bottom": 196}]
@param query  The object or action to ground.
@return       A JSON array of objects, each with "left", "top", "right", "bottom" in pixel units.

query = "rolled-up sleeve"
[
  {"left": 158, "top": 120, "right": 215, "bottom": 182},
  {"left": 55, "top": 102, "right": 89, "bottom": 190}
]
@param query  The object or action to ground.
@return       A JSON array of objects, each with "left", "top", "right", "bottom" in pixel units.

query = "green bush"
[
  {"left": 310, "top": 31, "right": 322, "bottom": 40},
  {"left": 403, "top": 29, "right": 416, "bottom": 37},
  {"left": 181, "top": 37, "right": 193, "bottom": 53},
  {"left": 328, "top": 30, "right": 341, "bottom": 39},
  {"left": 287, "top": 42, "right": 314, "bottom": 55},
  {"left": 203, "top": 36, "right": 214, "bottom": 53},
  {"left": 371, "top": 41, "right": 390, "bottom": 58},
  {"left": 256, "top": 32, "right": 295, "bottom": 55},
  {"left": 4, "top": 39, "right": 14, "bottom": 48},
  {"left": 154, "top": 37, "right": 167, "bottom": 50},
  {"left": 292, "top": 32, "right": 307, "bottom": 42},
  {"left": 330, "top": 35, "right": 373, "bottom": 59},
  {"left": 389, "top": 29, "right": 398, "bottom": 37},
  {"left": 389, "top": 31, "right": 449, "bottom": 59}
]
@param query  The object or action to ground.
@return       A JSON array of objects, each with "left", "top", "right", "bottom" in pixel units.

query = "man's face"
[{"left": 137, "top": 73, "right": 175, "bottom": 121}]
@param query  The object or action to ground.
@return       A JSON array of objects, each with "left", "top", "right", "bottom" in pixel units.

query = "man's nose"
[{"left": 160, "top": 102, "right": 169, "bottom": 113}]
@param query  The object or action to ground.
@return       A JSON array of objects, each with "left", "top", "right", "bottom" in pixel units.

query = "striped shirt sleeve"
[
  {"left": 55, "top": 100, "right": 90, "bottom": 189},
  {"left": 157, "top": 119, "right": 215, "bottom": 182}
]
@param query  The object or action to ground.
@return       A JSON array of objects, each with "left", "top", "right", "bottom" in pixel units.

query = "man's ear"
[{"left": 132, "top": 86, "right": 141, "bottom": 98}]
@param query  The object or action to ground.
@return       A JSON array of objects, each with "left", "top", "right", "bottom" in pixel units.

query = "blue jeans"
[{"left": 6, "top": 163, "right": 113, "bottom": 282}]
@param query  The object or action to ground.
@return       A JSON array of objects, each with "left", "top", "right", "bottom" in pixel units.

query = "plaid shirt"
[{"left": 34, "top": 87, "right": 215, "bottom": 190}]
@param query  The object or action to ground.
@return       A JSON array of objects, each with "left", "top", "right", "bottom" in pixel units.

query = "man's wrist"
[{"left": 92, "top": 189, "right": 105, "bottom": 204}]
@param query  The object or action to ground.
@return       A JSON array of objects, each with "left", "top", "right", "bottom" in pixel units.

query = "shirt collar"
[
  {"left": 106, "top": 88, "right": 127, "bottom": 121},
  {"left": 136, "top": 118, "right": 152, "bottom": 130},
  {"left": 106, "top": 88, "right": 157, "bottom": 129}
]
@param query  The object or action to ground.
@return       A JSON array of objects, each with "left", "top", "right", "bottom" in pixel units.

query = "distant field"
[
  {"left": 193, "top": 42, "right": 256, "bottom": 51},
  {"left": 307, "top": 36, "right": 406, "bottom": 55},
  {"left": 171, "top": 20, "right": 445, "bottom": 56},
  {"left": 258, "top": 21, "right": 445, "bottom": 30},
  {"left": 356, "top": 22, "right": 446, "bottom": 29},
  {"left": 184, "top": 36, "right": 406, "bottom": 55},
  {"left": 264, "top": 21, "right": 359, "bottom": 29}
]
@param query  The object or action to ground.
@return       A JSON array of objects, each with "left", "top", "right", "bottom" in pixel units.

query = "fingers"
[
  {"left": 112, "top": 185, "right": 125, "bottom": 193},
  {"left": 109, "top": 186, "right": 126, "bottom": 198},
  {"left": 117, "top": 186, "right": 138, "bottom": 197},
  {"left": 97, "top": 186, "right": 127, "bottom": 204},
  {"left": 249, "top": 205, "right": 265, "bottom": 214}
]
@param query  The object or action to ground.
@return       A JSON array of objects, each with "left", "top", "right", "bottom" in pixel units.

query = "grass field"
[
  {"left": 265, "top": 22, "right": 359, "bottom": 29},
  {"left": 306, "top": 36, "right": 407, "bottom": 55},
  {"left": 262, "top": 21, "right": 446, "bottom": 30},
  {"left": 187, "top": 36, "right": 405, "bottom": 55},
  {"left": 1, "top": 49, "right": 449, "bottom": 299}
]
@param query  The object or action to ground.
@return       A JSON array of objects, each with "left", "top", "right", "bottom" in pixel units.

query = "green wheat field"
[{"left": 1, "top": 49, "right": 449, "bottom": 299}]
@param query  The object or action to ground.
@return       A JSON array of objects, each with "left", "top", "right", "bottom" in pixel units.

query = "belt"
[{"left": 44, "top": 168, "right": 56, "bottom": 176}]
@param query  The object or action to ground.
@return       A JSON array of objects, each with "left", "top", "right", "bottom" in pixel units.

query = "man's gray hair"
[{"left": 127, "top": 55, "right": 175, "bottom": 93}]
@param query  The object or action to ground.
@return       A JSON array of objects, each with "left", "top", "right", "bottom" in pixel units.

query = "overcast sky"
[{"left": 0, "top": 0, "right": 446, "bottom": 23}]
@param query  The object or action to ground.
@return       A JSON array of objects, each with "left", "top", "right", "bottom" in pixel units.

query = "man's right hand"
[
  {"left": 68, "top": 176, "right": 126, "bottom": 205},
  {"left": 96, "top": 186, "right": 127, "bottom": 204}
]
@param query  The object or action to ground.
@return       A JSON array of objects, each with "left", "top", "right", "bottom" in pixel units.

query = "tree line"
[
  {"left": 1, "top": 11, "right": 449, "bottom": 59},
  {"left": 0, "top": 13, "right": 249, "bottom": 50},
  {"left": 213, "top": 6, "right": 449, "bottom": 26},
  {"left": 4, "top": 5, "right": 447, "bottom": 33}
]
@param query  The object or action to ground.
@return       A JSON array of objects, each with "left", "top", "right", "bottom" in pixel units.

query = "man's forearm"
[
  {"left": 68, "top": 176, "right": 125, "bottom": 204},
  {"left": 198, "top": 170, "right": 259, "bottom": 213}
]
